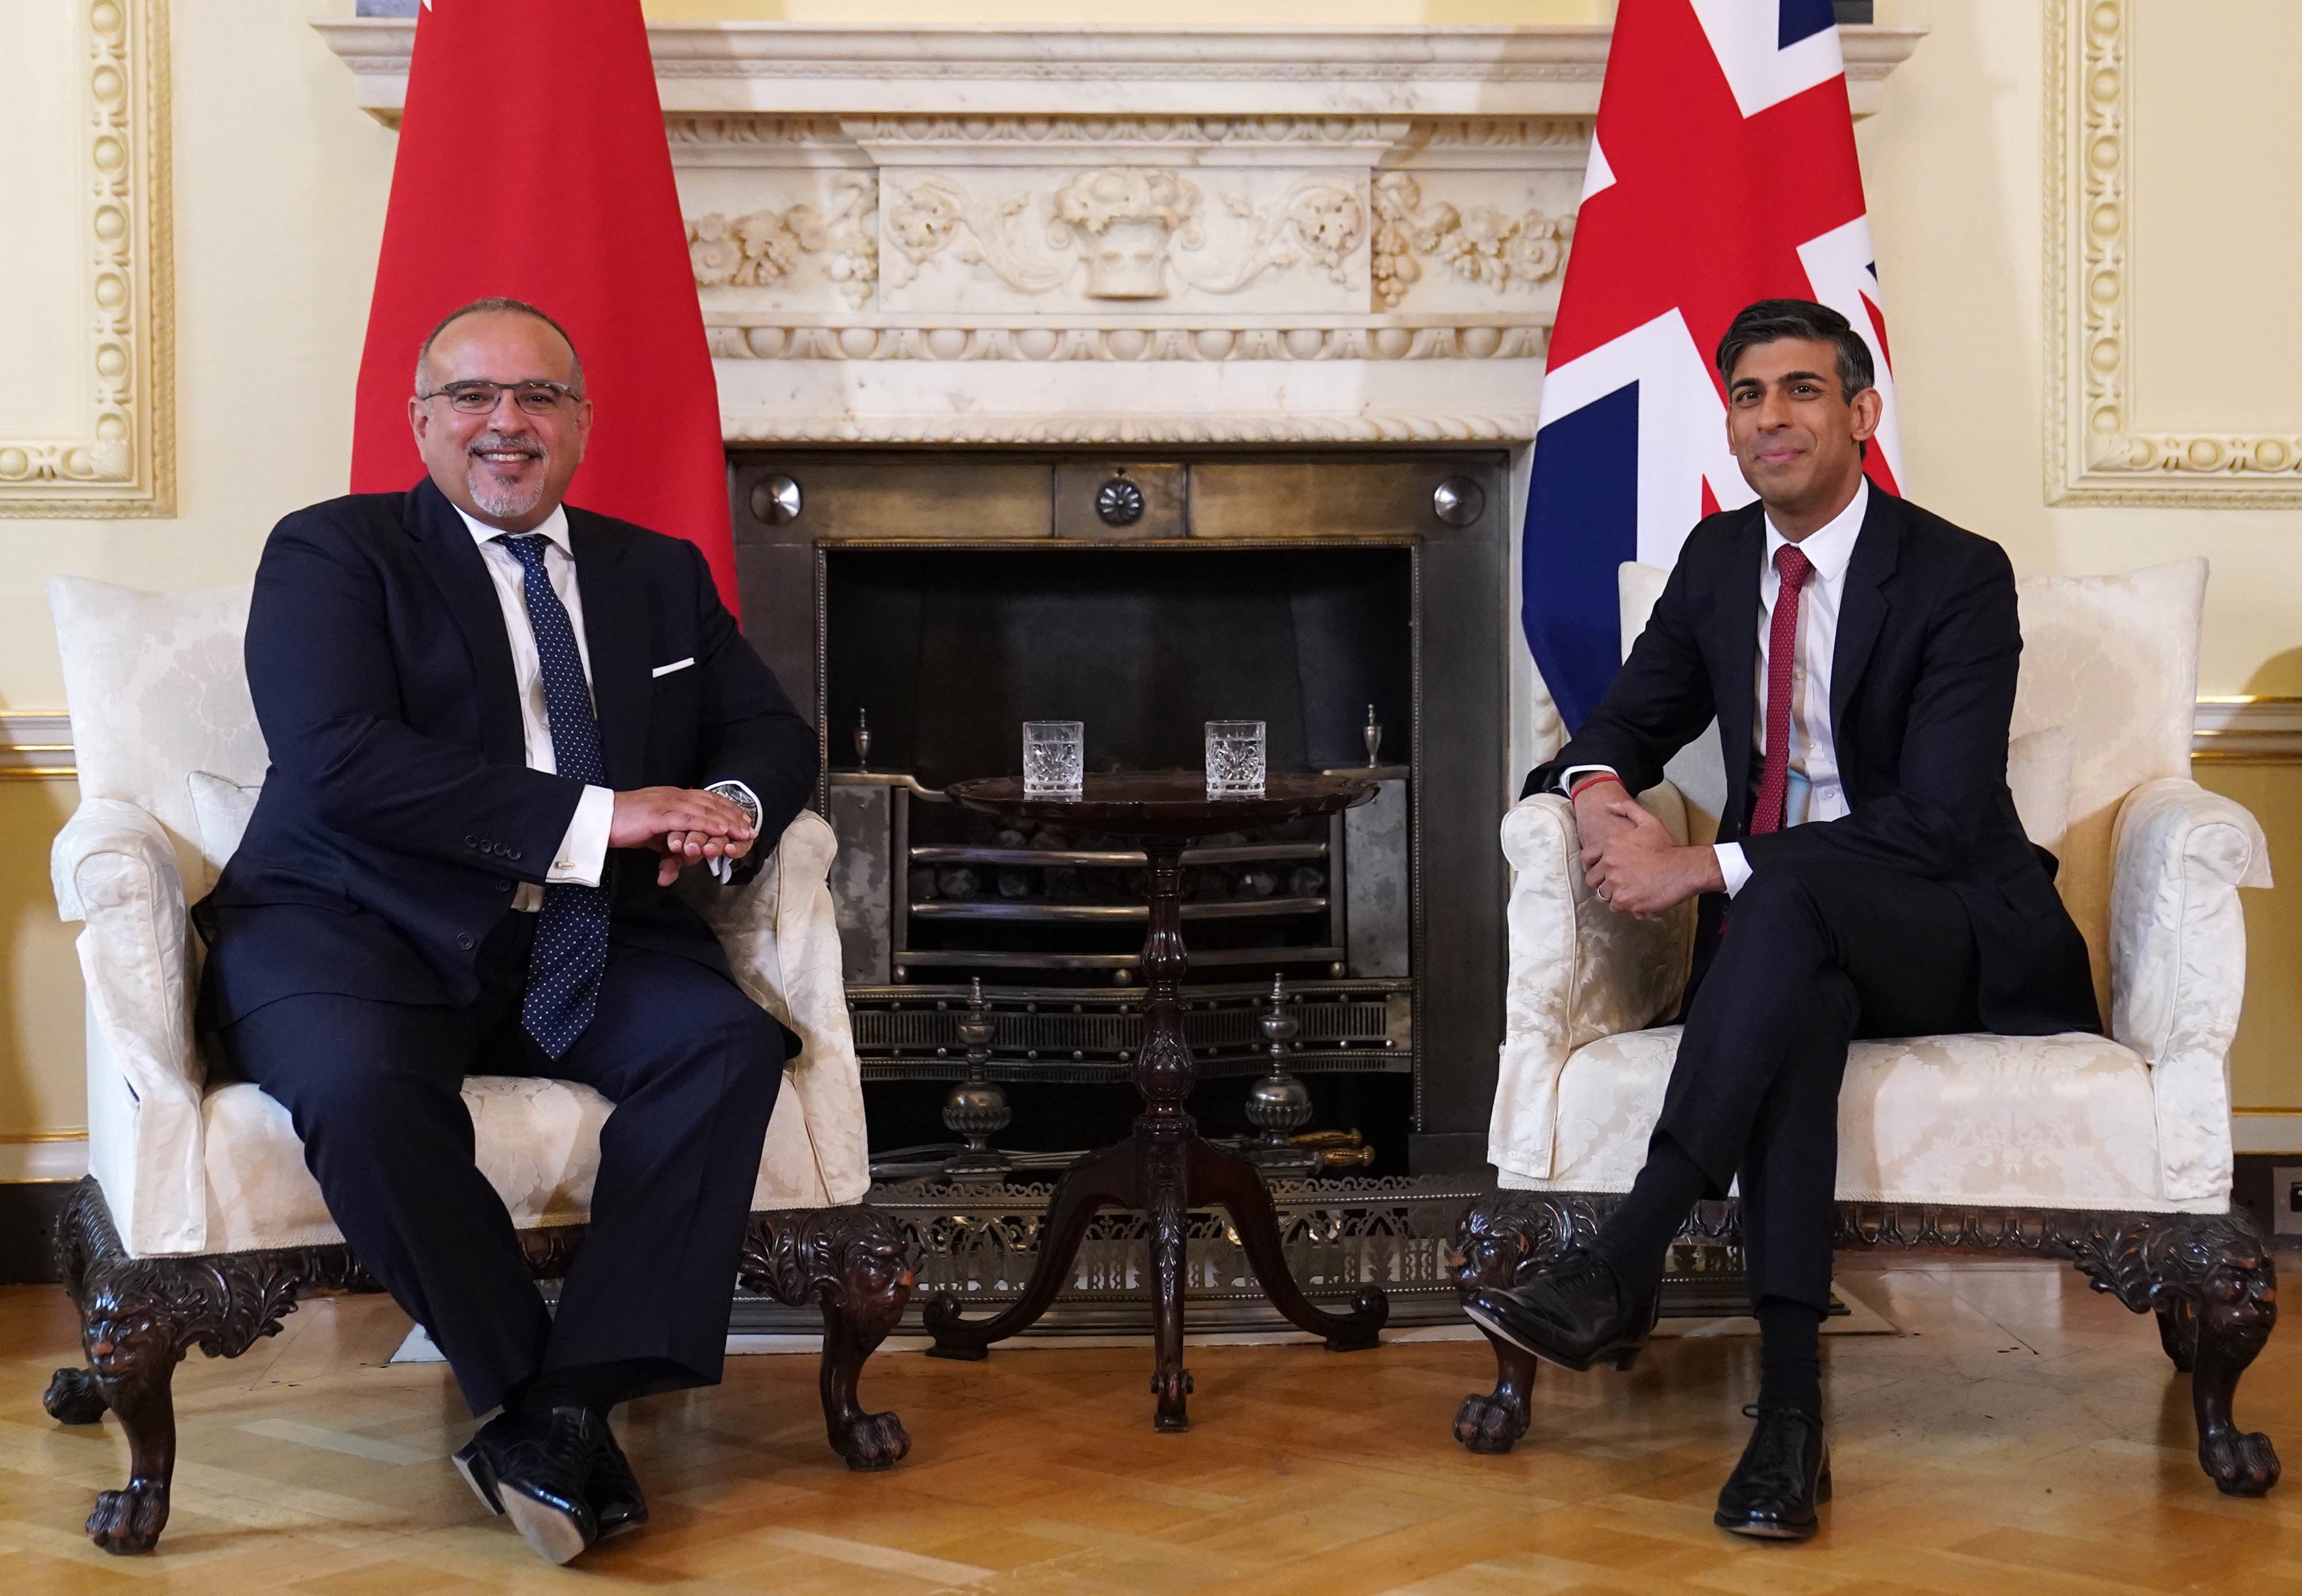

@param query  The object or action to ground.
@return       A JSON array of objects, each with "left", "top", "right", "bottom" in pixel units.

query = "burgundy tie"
[{"left": 1750, "top": 543, "right": 1815, "bottom": 837}]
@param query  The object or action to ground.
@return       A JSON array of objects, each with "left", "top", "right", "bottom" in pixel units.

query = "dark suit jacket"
[
  {"left": 1524, "top": 488, "right": 2099, "bottom": 1037},
  {"left": 196, "top": 477, "right": 819, "bottom": 1030}
]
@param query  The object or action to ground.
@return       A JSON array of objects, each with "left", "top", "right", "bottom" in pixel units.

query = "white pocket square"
[{"left": 651, "top": 657, "right": 696, "bottom": 679}]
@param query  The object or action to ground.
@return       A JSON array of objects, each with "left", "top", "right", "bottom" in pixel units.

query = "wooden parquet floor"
[{"left": 6, "top": 1258, "right": 2302, "bottom": 1593}]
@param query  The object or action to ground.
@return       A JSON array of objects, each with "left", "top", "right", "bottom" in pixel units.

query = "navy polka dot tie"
[{"left": 500, "top": 534, "right": 610, "bottom": 1060}]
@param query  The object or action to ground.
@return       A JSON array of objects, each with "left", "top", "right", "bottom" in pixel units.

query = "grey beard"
[{"left": 466, "top": 441, "right": 548, "bottom": 519}]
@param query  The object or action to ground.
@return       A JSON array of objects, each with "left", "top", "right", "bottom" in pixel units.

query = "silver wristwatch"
[{"left": 707, "top": 780, "right": 761, "bottom": 831}]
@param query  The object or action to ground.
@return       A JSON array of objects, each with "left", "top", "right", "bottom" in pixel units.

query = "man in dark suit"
[
  {"left": 196, "top": 297, "right": 817, "bottom": 1564},
  {"left": 1465, "top": 299, "right": 2098, "bottom": 1540}
]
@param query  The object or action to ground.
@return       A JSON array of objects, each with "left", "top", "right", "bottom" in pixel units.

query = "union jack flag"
[{"left": 1522, "top": 0, "right": 1903, "bottom": 730}]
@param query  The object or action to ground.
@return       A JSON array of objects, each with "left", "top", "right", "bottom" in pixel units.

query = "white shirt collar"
[
  {"left": 452, "top": 500, "right": 572, "bottom": 559},
  {"left": 1762, "top": 476, "right": 1869, "bottom": 584}
]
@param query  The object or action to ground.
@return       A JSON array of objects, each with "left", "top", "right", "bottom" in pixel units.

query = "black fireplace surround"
[{"left": 730, "top": 449, "right": 1510, "bottom": 1175}]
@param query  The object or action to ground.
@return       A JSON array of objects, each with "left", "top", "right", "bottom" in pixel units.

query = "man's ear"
[{"left": 1849, "top": 385, "right": 1884, "bottom": 444}]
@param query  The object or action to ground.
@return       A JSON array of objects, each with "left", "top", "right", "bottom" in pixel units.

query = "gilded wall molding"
[
  {"left": 0, "top": 714, "right": 76, "bottom": 780},
  {"left": 2045, "top": 0, "right": 2302, "bottom": 505},
  {"left": 0, "top": 0, "right": 174, "bottom": 519}
]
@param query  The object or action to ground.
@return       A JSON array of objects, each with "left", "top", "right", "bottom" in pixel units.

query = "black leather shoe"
[
  {"left": 1714, "top": 1404, "right": 1830, "bottom": 1540},
  {"left": 589, "top": 1423, "right": 649, "bottom": 1541},
  {"left": 454, "top": 1407, "right": 605, "bottom": 1564},
  {"left": 1461, "top": 1246, "right": 1660, "bottom": 1373}
]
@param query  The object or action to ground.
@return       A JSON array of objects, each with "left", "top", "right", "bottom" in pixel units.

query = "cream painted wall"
[
  {"left": 1859, "top": 0, "right": 2302, "bottom": 698},
  {"left": 0, "top": 1, "right": 395, "bottom": 714},
  {"left": 1853, "top": 0, "right": 2302, "bottom": 1102},
  {"left": 1, "top": 0, "right": 2297, "bottom": 1155},
  {"left": 0, "top": 2, "right": 398, "bottom": 1165}
]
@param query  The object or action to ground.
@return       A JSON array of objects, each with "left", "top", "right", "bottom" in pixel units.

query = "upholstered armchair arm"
[
  {"left": 2109, "top": 777, "right": 2274, "bottom": 1206},
  {"left": 1486, "top": 788, "right": 1698, "bottom": 1183},
  {"left": 51, "top": 798, "right": 209, "bottom": 1254},
  {"left": 684, "top": 809, "right": 871, "bottom": 1205}
]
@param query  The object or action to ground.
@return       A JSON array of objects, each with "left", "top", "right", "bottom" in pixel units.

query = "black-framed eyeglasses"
[{"left": 421, "top": 379, "right": 580, "bottom": 416}]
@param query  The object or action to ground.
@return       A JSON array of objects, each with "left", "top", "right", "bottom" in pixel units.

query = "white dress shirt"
[
  {"left": 1563, "top": 478, "right": 1870, "bottom": 900},
  {"left": 453, "top": 503, "right": 615, "bottom": 911}
]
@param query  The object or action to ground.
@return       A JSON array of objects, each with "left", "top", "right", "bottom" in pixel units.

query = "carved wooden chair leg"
[
  {"left": 2155, "top": 1295, "right": 2199, "bottom": 1374},
  {"left": 1445, "top": 1191, "right": 1610, "bottom": 1454},
  {"left": 40, "top": 1178, "right": 356, "bottom": 1553},
  {"left": 1455, "top": 1330, "right": 1538, "bottom": 1454},
  {"left": 43, "top": 1177, "right": 111, "bottom": 1425},
  {"left": 742, "top": 1206, "right": 918, "bottom": 1472},
  {"left": 2069, "top": 1211, "right": 2281, "bottom": 1496}
]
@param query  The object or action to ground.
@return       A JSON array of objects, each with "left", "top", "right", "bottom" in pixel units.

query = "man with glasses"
[{"left": 195, "top": 297, "right": 817, "bottom": 1564}]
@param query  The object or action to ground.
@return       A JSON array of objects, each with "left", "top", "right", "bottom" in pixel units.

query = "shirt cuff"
[
  {"left": 548, "top": 784, "right": 616, "bottom": 887},
  {"left": 706, "top": 780, "right": 763, "bottom": 885},
  {"left": 1713, "top": 841, "right": 1752, "bottom": 898},
  {"left": 1558, "top": 764, "right": 1620, "bottom": 796}
]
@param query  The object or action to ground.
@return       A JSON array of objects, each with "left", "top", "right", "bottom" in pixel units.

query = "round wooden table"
[{"left": 921, "top": 771, "right": 1390, "bottom": 1431}]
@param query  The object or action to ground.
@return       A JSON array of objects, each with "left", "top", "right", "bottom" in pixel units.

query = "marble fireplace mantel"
[{"left": 315, "top": 22, "right": 1923, "bottom": 445}]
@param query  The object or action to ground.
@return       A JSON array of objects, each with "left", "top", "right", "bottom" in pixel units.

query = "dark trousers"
[
  {"left": 1655, "top": 856, "right": 1981, "bottom": 1313},
  {"left": 218, "top": 914, "right": 784, "bottom": 1416}
]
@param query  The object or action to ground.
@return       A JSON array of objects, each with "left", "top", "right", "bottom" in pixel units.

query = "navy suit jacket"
[
  {"left": 196, "top": 478, "right": 818, "bottom": 1030},
  {"left": 1524, "top": 488, "right": 2100, "bottom": 1038}
]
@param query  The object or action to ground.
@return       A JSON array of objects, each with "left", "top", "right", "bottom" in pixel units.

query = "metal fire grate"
[
  {"left": 725, "top": 1174, "right": 1484, "bottom": 1336},
  {"left": 725, "top": 1175, "right": 1763, "bottom": 1338},
  {"left": 845, "top": 980, "right": 1412, "bottom": 1085}
]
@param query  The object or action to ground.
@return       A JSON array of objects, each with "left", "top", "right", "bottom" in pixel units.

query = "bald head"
[{"left": 414, "top": 296, "right": 584, "bottom": 398}]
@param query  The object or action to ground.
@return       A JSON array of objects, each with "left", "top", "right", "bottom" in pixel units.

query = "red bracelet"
[{"left": 1567, "top": 772, "right": 1623, "bottom": 802}]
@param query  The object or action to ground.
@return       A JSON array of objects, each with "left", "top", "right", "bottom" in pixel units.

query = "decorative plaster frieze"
[
  {"left": 1, "top": 0, "right": 174, "bottom": 518},
  {"left": 874, "top": 167, "right": 1367, "bottom": 303},
  {"left": 845, "top": 115, "right": 1412, "bottom": 169},
  {"left": 1370, "top": 174, "right": 1569, "bottom": 311},
  {"left": 717, "top": 410, "right": 1546, "bottom": 445},
  {"left": 319, "top": 21, "right": 1918, "bottom": 448},
  {"left": 664, "top": 115, "right": 872, "bottom": 170},
  {"left": 2045, "top": 0, "right": 2302, "bottom": 504},
  {"left": 1385, "top": 117, "right": 1592, "bottom": 172},
  {"left": 689, "top": 172, "right": 878, "bottom": 308},
  {"left": 703, "top": 319, "right": 1545, "bottom": 363}
]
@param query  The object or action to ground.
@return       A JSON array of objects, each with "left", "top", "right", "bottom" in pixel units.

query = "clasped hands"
[
  {"left": 1571, "top": 776, "right": 1722, "bottom": 916},
  {"left": 611, "top": 787, "right": 759, "bottom": 887}
]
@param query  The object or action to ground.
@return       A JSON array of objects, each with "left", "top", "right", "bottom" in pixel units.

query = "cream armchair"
[
  {"left": 1451, "top": 558, "right": 2284, "bottom": 1498},
  {"left": 37, "top": 577, "right": 918, "bottom": 1556}
]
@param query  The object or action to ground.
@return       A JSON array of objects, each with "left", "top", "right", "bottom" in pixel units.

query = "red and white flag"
[
  {"left": 1522, "top": 0, "right": 1899, "bottom": 727},
  {"left": 349, "top": 0, "right": 739, "bottom": 617}
]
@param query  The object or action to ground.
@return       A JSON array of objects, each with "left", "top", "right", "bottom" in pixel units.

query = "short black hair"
[
  {"left": 414, "top": 296, "right": 584, "bottom": 395},
  {"left": 1714, "top": 298, "right": 1873, "bottom": 401}
]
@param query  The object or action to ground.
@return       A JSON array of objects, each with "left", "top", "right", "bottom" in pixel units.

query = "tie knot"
[
  {"left": 499, "top": 533, "right": 550, "bottom": 570},
  {"left": 1774, "top": 543, "right": 1814, "bottom": 588}
]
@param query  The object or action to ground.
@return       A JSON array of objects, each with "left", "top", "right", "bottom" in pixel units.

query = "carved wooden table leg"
[
  {"left": 924, "top": 1139, "right": 1137, "bottom": 1357},
  {"left": 1188, "top": 1138, "right": 1385, "bottom": 1350},
  {"left": 924, "top": 789, "right": 1392, "bottom": 1430},
  {"left": 1146, "top": 1131, "right": 1193, "bottom": 1431},
  {"left": 741, "top": 1205, "right": 919, "bottom": 1471}
]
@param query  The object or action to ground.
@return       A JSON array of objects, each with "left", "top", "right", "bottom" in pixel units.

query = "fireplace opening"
[
  {"left": 823, "top": 545, "right": 1412, "bottom": 789},
  {"left": 732, "top": 447, "right": 1508, "bottom": 1177}
]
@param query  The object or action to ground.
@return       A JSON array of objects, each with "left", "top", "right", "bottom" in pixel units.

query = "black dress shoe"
[
  {"left": 1461, "top": 1246, "right": 1660, "bottom": 1373},
  {"left": 1714, "top": 1404, "right": 1830, "bottom": 1541},
  {"left": 453, "top": 1407, "right": 605, "bottom": 1564},
  {"left": 589, "top": 1423, "right": 649, "bottom": 1541}
]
